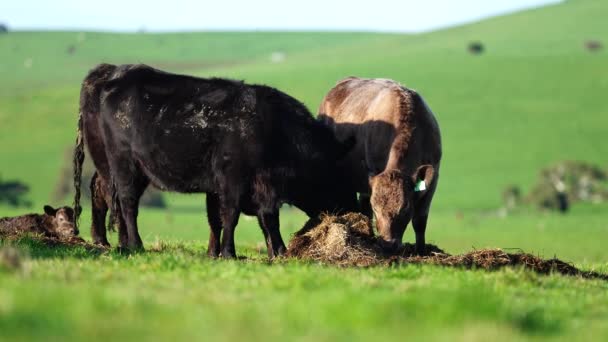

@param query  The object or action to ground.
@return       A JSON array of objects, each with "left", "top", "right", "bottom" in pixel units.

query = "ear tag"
[{"left": 414, "top": 180, "right": 426, "bottom": 192}]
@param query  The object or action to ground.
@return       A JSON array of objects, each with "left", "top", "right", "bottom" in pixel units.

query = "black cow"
[{"left": 73, "top": 64, "right": 358, "bottom": 258}]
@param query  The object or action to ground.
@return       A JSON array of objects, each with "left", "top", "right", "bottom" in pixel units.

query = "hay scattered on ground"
[
  {"left": 2, "top": 215, "right": 605, "bottom": 281},
  {"left": 0, "top": 231, "right": 105, "bottom": 251},
  {"left": 288, "top": 213, "right": 608, "bottom": 280}
]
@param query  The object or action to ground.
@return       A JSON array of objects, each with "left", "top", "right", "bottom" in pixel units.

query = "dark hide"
[
  {"left": 74, "top": 63, "right": 126, "bottom": 248},
  {"left": 74, "top": 64, "right": 358, "bottom": 257},
  {"left": 318, "top": 77, "right": 442, "bottom": 255}
]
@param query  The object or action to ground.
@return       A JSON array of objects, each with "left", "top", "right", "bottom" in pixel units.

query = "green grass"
[
  {"left": 1, "top": 238, "right": 608, "bottom": 342},
  {"left": 1, "top": 0, "right": 608, "bottom": 340}
]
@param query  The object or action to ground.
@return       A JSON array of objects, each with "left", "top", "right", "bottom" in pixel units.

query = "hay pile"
[
  {"left": 287, "top": 213, "right": 385, "bottom": 266},
  {"left": 288, "top": 213, "right": 608, "bottom": 280}
]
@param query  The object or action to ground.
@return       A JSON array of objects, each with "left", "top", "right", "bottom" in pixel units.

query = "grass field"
[{"left": 1, "top": 0, "right": 607, "bottom": 340}]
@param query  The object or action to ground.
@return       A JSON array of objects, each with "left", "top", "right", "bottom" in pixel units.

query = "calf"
[
  {"left": 0, "top": 205, "right": 78, "bottom": 239},
  {"left": 319, "top": 77, "right": 442, "bottom": 255}
]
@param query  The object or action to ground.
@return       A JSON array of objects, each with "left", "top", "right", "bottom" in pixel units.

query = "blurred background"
[{"left": 0, "top": 0, "right": 606, "bottom": 261}]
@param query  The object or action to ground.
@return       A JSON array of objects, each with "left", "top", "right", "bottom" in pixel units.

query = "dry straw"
[
  {"left": 287, "top": 213, "right": 608, "bottom": 280},
  {"left": 1, "top": 214, "right": 606, "bottom": 280}
]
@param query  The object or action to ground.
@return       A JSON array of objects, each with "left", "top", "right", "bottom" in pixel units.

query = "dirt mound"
[{"left": 288, "top": 213, "right": 608, "bottom": 280}]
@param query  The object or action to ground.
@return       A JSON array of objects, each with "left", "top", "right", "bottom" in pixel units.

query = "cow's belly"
[{"left": 132, "top": 129, "right": 216, "bottom": 193}]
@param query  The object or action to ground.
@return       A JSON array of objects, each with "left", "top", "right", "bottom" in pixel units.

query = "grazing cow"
[
  {"left": 73, "top": 64, "right": 358, "bottom": 258},
  {"left": 318, "top": 77, "right": 442, "bottom": 255},
  {"left": 0, "top": 205, "right": 78, "bottom": 239}
]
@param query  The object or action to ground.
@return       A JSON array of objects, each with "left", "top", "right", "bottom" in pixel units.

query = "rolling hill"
[{"left": 0, "top": 0, "right": 605, "bottom": 213}]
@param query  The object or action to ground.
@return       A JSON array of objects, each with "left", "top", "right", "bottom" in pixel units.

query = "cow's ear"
[
  {"left": 43, "top": 205, "right": 57, "bottom": 216},
  {"left": 411, "top": 165, "right": 435, "bottom": 193},
  {"left": 65, "top": 206, "right": 77, "bottom": 217},
  {"left": 335, "top": 135, "right": 356, "bottom": 161}
]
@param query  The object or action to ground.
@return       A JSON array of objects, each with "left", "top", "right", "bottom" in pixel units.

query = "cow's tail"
[
  {"left": 72, "top": 108, "right": 85, "bottom": 230},
  {"left": 108, "top": 178, "right": 119, "bottom": 232},
  {"left": 73, "top": 63, "right": 117, "bottom": 232}
]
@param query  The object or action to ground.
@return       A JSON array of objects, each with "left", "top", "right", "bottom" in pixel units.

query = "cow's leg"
[
  {"left": 412, "top": 174, "right": 439, "bottom": 256},
  {"left": 219, "top": 196, "right": 241, "bottom": 259},
  {"left": 391, "top": 218, "right": 410, "bottom": 253},
  {"left": 206, "top": 192, "right": 222, "bottom": 258},
  {"left": 411, "top": 214, "right": 428, "bottom": 256},
  {"left": 359, "top": 193, "right": 373, "bottom": 219},
  {"left": 251, "top": 174, "right": 281, "bottom": 258},
  {"left": 109, "top": 158, "right": 149, "bottom": 251},
  {"left": 115, "top": 201, "right": 130, "bottom": 250},
  {"left": 254, "top": 216, "right": 272, "bottom": 258},
  {"left": 89, "top": 171, "right": 110, "bottom": 247},
  {"left": 217, "top": 173, "right": 245, "bottom": 259},
  {"left": 121, "top": 179, "right": 148, "bottom": 251},
  {"left": 257, "top": 210, "right": 286, "bottom": 259}
]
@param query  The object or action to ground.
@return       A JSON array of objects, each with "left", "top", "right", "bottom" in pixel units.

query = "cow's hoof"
[
  {"left": 416, "top": 247, "right": 428, "bottom": 257},
  {"left": 128, "top": 242, "right": 145, "bottom": 253},
  {"left": 278, "top": 245, "right": 287, "bottom": 255},
  {"left": 267, "top": 245, "right": 287, "bottom": 260},
  {"left": 93, "top": 240, "right": 111, "bottom": 248},
  {"left": 116, "top": 245, "right": 144, "bottom": 255},
  {"left": 220, "top": 250, "right": 237, "bottom": 259},
  {"left": 115, "top": 246, "right": 131, "bottom": 255},
  {"left": 416, "top": 245, "right": 429, "bottom": 256}
]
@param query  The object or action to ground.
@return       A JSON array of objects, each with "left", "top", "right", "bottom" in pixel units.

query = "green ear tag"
[{"left": 414, "top": 180, "right": 426, "bottom": 192}]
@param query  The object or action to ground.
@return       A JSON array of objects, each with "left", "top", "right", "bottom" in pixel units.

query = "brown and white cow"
[
  {"left": 0, "top": 205, "right": 78, "bottom": 239},
  {"left": 319, "top": 77, "right": 442, "bottom": 255}
]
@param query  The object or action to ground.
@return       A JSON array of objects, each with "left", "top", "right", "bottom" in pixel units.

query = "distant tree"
[
  {"left": 0, "top": 175, "right": 32, "bottom": 208},
  {"left": 0, "top": 23, "right": 8, "bottom": 33}
]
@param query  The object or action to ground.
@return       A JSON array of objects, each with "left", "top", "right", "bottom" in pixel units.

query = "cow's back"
[
  {"left": 319, "top": 77, "right": 441, "bottom": 191},
  {"left": 319, "top": 77, "right": 405, "bottom": 124},
  {"left": 319, "top": 78, "right": 408, "bottom": 191}
]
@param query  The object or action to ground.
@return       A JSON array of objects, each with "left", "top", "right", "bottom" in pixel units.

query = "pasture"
[{"left": 1, "top": 0, "right": 607, "bottom": 340}]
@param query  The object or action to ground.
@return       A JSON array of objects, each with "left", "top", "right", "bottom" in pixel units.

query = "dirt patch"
[{"left": 287, "top": 213, "right": 608, "bottom": 280}]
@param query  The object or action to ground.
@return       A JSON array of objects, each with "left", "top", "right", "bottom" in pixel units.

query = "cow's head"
[
  {"left": 369, "top": 165, "right": 435, "bottom": 249},
  {"left": 43, "top": 205, "right": 78, "bottom": 238},
  {"left": 319, "top": 133, "right": 359, "bottom": 214},
  {"left": 293, "top": 124, "right": 359, "bottom": 217}
]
